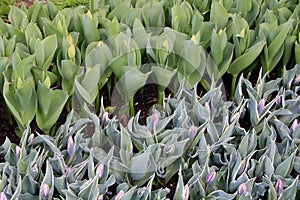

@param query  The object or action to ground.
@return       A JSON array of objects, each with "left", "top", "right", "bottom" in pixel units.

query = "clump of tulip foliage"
[
  {"left": 0, "top": 0, "right": 299, "bottom": 133},
  {"left": 1, "top": 65, "right": 300, "bottom": 199},
  {"left": 0, "top": 0, "right": 300, "bottom": 199}
]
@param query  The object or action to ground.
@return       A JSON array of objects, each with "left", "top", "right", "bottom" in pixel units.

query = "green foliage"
[{"left": 1, "top": 64, "right": 300, "bottom": 198}]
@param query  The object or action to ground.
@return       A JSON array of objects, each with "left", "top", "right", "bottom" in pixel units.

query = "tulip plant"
[{"left": 1, "top": 64, "right": 300, "bottom": 199}]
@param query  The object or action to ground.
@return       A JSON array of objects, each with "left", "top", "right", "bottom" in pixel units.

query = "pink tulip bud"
[
  {"left": 65, "top": 167, "right": 71, "bottom": 175},
  {"left": 102, "top": 112, "right": 109, "bottom": 123},
  {"left": 67, "top": 136, "right": 74, "bottom": 156},
  {"left": 275, "top": 95, "right": 281, "bottom": 106},
  {"left": 183, "top": 184, "right": 189, "bottom": 200},
  {"left": 294, "top": 74, "right": 300, "bottom": 84},
  {"left": 98, "top": 195, "right": 104, "bottom": 200},
  {"left": 204, "top": 102, "right": 210, "bottom": 112},
  {"left": 28, "top": 134, "right": 34, "bottom": 143},
  {"left": 188, "top": 125, "right": 197, "bottom": 138},
  {"left": 275, "top": 179, "right": 283, "bottom": 196},
  {"left": 206, "top": 171, "right": 216, "bottom": 184},
  {"left": 96, "top": 163, "right": 104, "bottom": 178},
  {"left": 151, "top": 112, "right": 159, "bottom": 128},
  {"left": 115, "top": 190, "right": 124, "bottom": 200},
  {"left": 165, "top": 144, "right": 174, "bottom": 154},
  {"left": 40, "top": 183, "right": 50, "bottom": 199},
  {"left": 238, "top": 183, "right": 247, "bottom": 195},
  {"left": 257, "top": 99, "right": 265, "bottom": 115},
  {"left": 16, "top": 145, "right": 21, "bottom": 156},
  {"left": 290, "top": 119, "right": 298, "bottom": 133},
  {"left": 0, "top": 192, "right": 7, "bottom": 200}
]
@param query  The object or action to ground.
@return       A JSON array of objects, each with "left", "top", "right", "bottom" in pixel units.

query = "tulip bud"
[
  {"left": 115, "top": 190, "right": 124, "bottom": 200},
  {"left": 294, "top": 74, "right": 300, "bottom": 84},
  {"left": 188, "top": 125, "right": 197, "bottom": 138},
  {"left": 28, "top": 133, "right": 34, "bottom": 144},
  {"left": 96, "top": 163, "right": 104, "bottom": 178},
  {"left": 87, "top": 10, "right": 93, "bottom": 19},
  {"left": 275, "top": 95, "right": 281, "bottom": 106},
  {"left": 191, "top": 34, "right": 197, "bottom": 44},
  {"left": 98, "top": 195, "right": 104, "bottom": 200},
  {"left": 65, "top": 167, "right": 71, "bottom": 175},
  {"left": 257, "top": 99, "right": 265, "bottom": 115},
  {"left": 67, "top": 136, "right": 74, "bottom": 156},
  {"left": 238, "top": 183, "right": 247, "bottom": 195},
  {"left": 163, "top": 39, "right": 169, "bottom": 50},
  {"left": 0, "top": 192, "right": 7, "bottom": 200},
  {"left": 275, "top": 179, "right": 283, "bottom": 196},
  {"left": 183, "top": 184, "right": 189, "bottom": 200},
  {"left": 165, "top": 144, "right": 174, "bottom": 154},
  {"left": 15, "top": 145, "right": 21, "bottom": 156},
  {"left": 68, "top": 44, "right": 76, "bottom": 58},
  {"left": 204, "top": 102, "right": 210, "bottom": 112},
  {"left": 290, "top": 119, "right": 298, "bottom": 133},
  {"left": 40, "top": 183, "right": 50, "bottom": 199},
  {"left": 206, "top": 171, "right": 216, "bottom": 184},
  {"left": 98, "top": 41, "right": 103, "bottom": 47},
  {"left": 102, "top": 112, "right": 109, "bottom": 123},
  {"left": 151, "top": 112, "right": 159, "bottom": 128},
  {"left": 67, "top": 34, "right": 73, "bottom": 45}
]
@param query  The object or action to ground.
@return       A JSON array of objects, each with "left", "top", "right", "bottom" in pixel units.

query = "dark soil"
[{"left": 0, "top": 96, "right": 19, "bottom": 162}]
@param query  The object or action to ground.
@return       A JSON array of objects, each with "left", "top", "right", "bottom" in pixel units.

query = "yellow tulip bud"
[{"left": 68, "top": 44, "right": 76, "bottom": 58}]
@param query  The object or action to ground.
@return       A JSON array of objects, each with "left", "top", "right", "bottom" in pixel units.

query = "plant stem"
[
  {"left": 129, "top": 96, "right": 134, "bottom": 117},
  {"left": 95, "top": 92, "right": 100, "bottom": 114},
  {"left": 200, "top": 78, "right": 210, "bottom": 92},
  {"left": 230, "top": 75, "right": 237, "bottom": 100},
  {"left": 66, "top": 98, "right": 71, "bottom": 112},
  {"left": 157, "top": 86, "right": 164, "bottom": 105}
]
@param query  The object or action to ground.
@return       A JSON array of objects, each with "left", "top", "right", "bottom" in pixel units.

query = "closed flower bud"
[
  {"left": 257, "top": 99, "right": 265, "bottom": 115},
  {"left": 15, "top": 145, "right": 21, "bottom": 156},
  {"left": 188, "top": 125, "right": 197, "bottom": 138},
  {"left": 96, "top": 163, "right": 104, "bottom": 178},
  {"left": 275, "top": 95, "right": 281, "bottom": 106},
  {"left": 115, "top": 190, "right": 124, "bottom": 200},
  {"left": 238, "top": 183, "right": 247, "bottom": 195},
  {"left": 40, "top": 183, "right": 50, "bottom": 199},
  {"left": 151, "top": 112, "right": 159, "bottom": 128},
  {"left": 98, "top": 195, "right": 104, "bottom": 200},
  {"left": 294, "top": 74, "right": 300, "bottom": 84},
  {"left": 68, "top": 44, "right": 76, "bottom": 58},
  {"left": 204, "top": 102, "right": 210, "bottom": 112},
  {"left": 165, "top": 144, "right": 174, "bottom": 154},
  {"left": 65, "top": 167, "right": 71, "bottom": 175},
  {"left": 290, "top": 119, "right": 298, "bottom": 133},
  {"left": 28, "top": 133, "right": 34, "bottom": 144},
  {"left": 67, "top": 34, "right": 73, "bottom": 45},
  {"left": 183, "top": 184, "right": 189, "bottom": 200},
  {"left": 102, "top": 112, "right": 109, "bottom": 123},
  {"left": 275, "top": 179, "right": 283, "bottom": 196},
  {"left": 67, "top": 136, "right": 74, "bottom": 156},
  {"left": 0, "top": 192, "right": 7, "bottom": 200},
  {"left": 206, "top": 171, "right": 216, "bottom": 184}
]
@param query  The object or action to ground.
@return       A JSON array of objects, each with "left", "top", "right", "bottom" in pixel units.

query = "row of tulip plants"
[
  {"left": 0, "top": 0, "right": 300, "bottom": 133},
  {"left": 0, "top": 64, "right": 299, "bottom": 199}
]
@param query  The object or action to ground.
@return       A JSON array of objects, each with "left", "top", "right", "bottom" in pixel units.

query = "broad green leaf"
[
  {"left": 228, "top": 40, "right": 266, "bottom": 76},
  {"left": 210, "top": 2, "right": 228, "bottom": 29}
]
